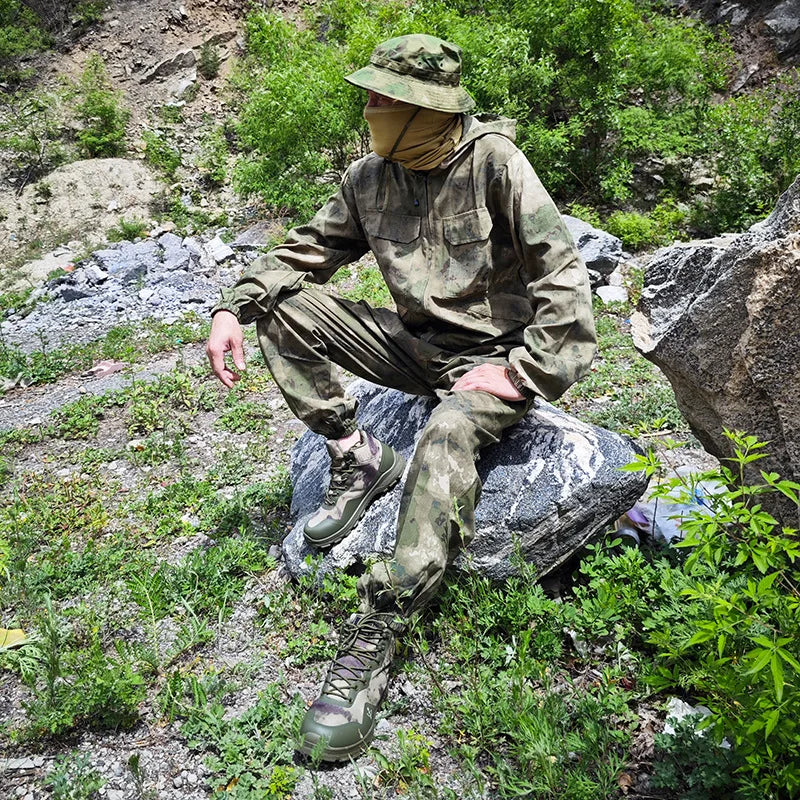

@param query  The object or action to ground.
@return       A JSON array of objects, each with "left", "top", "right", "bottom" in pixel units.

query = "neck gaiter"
[{"left": 364, "top": 102, "right": 463, "bottom": 171}]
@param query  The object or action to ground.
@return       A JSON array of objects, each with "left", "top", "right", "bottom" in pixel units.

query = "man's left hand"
[{"left": 451, "top": 364, "right": 526, "bottom": 401}]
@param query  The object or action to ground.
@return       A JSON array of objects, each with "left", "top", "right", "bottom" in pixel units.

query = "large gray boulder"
[
  {"left": 283, "top": 381, "right": 649, "bottom": 582},
  {"left": 632, "top": 176, "right": 800, "bottom": 525}
]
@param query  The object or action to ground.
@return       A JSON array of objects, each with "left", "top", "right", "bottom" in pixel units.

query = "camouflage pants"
[{"left": 256, "top": 286, "right": 531, "bottom": 615}]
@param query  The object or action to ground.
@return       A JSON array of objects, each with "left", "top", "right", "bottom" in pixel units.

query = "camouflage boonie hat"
[{"left": 345, "top": 34, "right": 475, "bottom": 113}]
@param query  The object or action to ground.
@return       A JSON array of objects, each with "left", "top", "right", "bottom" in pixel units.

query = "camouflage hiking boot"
[
  {"left": 298, "top": 611, "right": 404, "bottom": 762},
  {"left": 303, "top": 430, "right": 405, "bottom": 549}
]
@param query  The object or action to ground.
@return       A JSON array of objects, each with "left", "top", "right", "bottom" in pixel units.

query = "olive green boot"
[
  {"left": 303, "top": 430, "right": 405, "bottom": 549},
  {"left": 298, "top": 611, "right": 404, "bottom": 762}
]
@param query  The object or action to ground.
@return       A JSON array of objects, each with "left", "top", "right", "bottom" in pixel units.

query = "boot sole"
[
  {"left": 304, "top": 449, "right": 406, "bottom": 549},
  {"left": 297, "top": 728, "right": 374, "bottom": 762}
]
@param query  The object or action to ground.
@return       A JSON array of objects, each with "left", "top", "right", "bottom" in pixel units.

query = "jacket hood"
[{"left": 455, "top": 114, "right": 517, "bottom": 154}]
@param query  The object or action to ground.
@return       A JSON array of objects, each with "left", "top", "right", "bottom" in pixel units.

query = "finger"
[
  {"left": 219, "top": 367, "right": 241, "bottom": 389},
  {"left": 230, "top": 337, "right": 246, "bottom": 372},
  {"left": 207, "top": 343, "right": 226, "bottom": 381}
]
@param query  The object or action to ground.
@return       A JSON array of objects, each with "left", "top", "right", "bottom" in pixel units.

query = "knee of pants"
[{"left": 416, "top": 402, "right": 480, "bottom": 457}]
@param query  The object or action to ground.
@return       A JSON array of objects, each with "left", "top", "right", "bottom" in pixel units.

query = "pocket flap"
[
  {"left": 363, "top": 211, "right": 421, "bottom": 243},
  {"left": 443, "top": 207, "right": 493, "bottom": 245}
]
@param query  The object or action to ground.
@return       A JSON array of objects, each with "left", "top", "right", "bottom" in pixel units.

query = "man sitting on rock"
[{"left": 206, "top": 34, "right": 596, "bottom": 762}]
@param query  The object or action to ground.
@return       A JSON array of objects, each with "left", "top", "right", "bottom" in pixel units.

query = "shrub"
[
  {"left": 231, "top": 0, "right": 733, "bottom": 220},
  {"left": 0, "top": 0, "right": 47, "bottom": 81},
  {"left": 142, "top": 129, "right": 182, "bottom": 178},
  {"left": 196, "top": 125, "right": 229, "bottom": 186},
  {"left": 625, "top": 432, "right": 800, "bottom": 799},
  {"left": 198, "top": 41, "right": 220, "bottom": 80},
  {"left": 74, "top": 54, "right": 129, "bottom": 157}
]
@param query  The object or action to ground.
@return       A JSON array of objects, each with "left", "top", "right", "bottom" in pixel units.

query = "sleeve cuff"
[{"left": 210, "top": 301, "right": 241, "bottom": 321}]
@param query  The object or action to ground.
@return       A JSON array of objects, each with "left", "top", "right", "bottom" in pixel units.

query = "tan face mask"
[{"left": 364, "top": 102, "right": 463, "bottom": 171}]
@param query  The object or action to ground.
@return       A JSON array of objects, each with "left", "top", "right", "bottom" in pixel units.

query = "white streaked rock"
[{"left": 283, "top": 380, "right": 648, "bottom": 582}]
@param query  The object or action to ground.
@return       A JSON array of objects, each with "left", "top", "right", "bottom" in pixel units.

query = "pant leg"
[
  {"left": 256, "top": 286, "right": 446, "bottom": 439},
  {"left": 357, "top": 389, "right": 531, "bottom": 615}
]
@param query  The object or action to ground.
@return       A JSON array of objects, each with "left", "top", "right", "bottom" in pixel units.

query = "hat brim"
[{"left": 345, "top": 64, "right": 475, "bottom": 114}]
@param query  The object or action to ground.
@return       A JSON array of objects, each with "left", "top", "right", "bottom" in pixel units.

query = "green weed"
[
  {"left": 75, "top": 54, "right": 129, "bottom": 158},
  {"left": 143, "top": 129, "right": 182, "bottom": 178},
  {"left": 42, "top": 751, "right": 105, "bottom": 799},
  {"left": 175, "top": 675, "right": 305, "bottom": 798},
  {"left": 106, "top": 216, "right": 148, "bottom": 242},
  {"left": 198, "top": 42, "right": 221, "bottom": 80}
]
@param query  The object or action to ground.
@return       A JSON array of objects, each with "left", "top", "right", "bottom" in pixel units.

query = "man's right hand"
[{"left": 206, "top": 310, "right": 246, "bottom": 388}]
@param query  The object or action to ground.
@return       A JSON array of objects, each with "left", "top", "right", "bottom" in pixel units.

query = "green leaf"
[
  {"left": 765, "top": 708, "right": 780, "bottom": 739},
  {"left": 778, "top": 648, "right": 800, "bottom": 676},
  {"left": 751, "top": 549, "right": 769, "bottom": 574},
  {"left": 771, "top": 653, "right": 785, "bottom": 702},
  {"left": 757, "top": 572, "right": 779, "bottom": 594},
  {"left": 744, "top": 647, "right": 771, "bottom": 676},
  {"left": 717, "top": 633, "right": 726, "bottom": 658}
]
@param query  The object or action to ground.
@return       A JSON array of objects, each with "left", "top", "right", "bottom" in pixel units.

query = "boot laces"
[
  {"left": 322, "top": 613, "right": 394, "bottom": 701},
  {"left": 325, "top": 451, "right": 358, "bottom": 505}
]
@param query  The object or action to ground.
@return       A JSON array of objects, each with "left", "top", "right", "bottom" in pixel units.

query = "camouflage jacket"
[{"left": 213, "top": 115, "right": 596, "bottom": 400}]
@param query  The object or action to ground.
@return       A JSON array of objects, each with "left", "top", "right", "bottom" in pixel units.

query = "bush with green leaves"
[
  {"left": 0, "top": 0, "right": 47, "bottom": 81},
  {"left": 624, "top": 431, "right": 800, "bottom": 799},
  {"left": 74, "top": 53, "right": 129, "bottom": 157},
  {"left": 230, "top": 0, "right": 800, "bottom": 239}
]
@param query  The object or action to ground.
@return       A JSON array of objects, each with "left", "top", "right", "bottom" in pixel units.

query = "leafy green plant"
[
  {"left": 142, "top": 129, "right": 182, "bottom": 178},
  {"left": 197, "top": 125, "right": 230, "bottom": 186},
  {"left": 371, "top": 728, "right": 436, "bottom": 796},
  {"left": 75, "top": 54, "right": 129, "bottom": 157},
  {"left": 198, "top": 41, "right": 221, "bottom": 80},
  {"left": 175, "top": 675, "right": 306, "bottom": 798},
  {"left": 625, "top": 431, "right": 800, "bottom": 798},
  {"left": 42, "top": 751, "right": 105, "bottom": 800},
  {"left": 651, "top": 716, "right": 737, "bottom": 800},
  {"left": 0, "top": 0, "right": 48, "bottom": 82}
]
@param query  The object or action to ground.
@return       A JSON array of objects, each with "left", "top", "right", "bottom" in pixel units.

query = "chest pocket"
[
  {"left": 438, "top": 207, "right": 494, "bottom": 299},
  {"left": 363, "top": 211, "right": 421, "bottom": 243}
]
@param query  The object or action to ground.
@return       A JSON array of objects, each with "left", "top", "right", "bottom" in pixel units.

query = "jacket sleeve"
[
  {"left": 492, "top": 150, "right": 597, "bottom": 401},
  {"left": 211, "top": 169, "right": 369, "bottom": 324}
]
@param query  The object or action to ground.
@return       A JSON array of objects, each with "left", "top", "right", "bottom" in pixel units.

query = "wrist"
[{"left": 505, "top": 366, "right": 536, "bottom": 400}]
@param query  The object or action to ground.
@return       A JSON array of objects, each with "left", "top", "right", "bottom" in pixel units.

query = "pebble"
[
  {"left": 186, "top": 771, "right": 198, "bottom": 785},
  {"left": 173, "top": 775, "right": 183, "bottom": 788}
]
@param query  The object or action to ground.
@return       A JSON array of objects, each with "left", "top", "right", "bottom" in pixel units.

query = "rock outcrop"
[
  {"left": 282, "top": 381, "right": 649, "bottom": 582},
  {"left": 632, "top": 176, "right": 800, "bottom": 525}
]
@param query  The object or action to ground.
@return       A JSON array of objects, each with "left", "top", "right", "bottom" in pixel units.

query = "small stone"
[
  {"left": 107, "top": 199, "right": 120, "bottom": 212},
  {"left": 172, "top": 775, "right": 183, "bottom": 788},
  {"left": 186, "top": 772, "right": 198, "bottom": 785},
  {"left": 138, "top": 288, "right": 155, "bottom": 301},
  {"left": 595, "top": 285, "right": 629, "bottom": 305},
  {"left": 206, "top": 235, "right": 234, "bottom": 263}
]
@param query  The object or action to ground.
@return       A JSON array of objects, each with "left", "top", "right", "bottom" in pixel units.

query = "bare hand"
[
  {"left": 206, "top": 310, "right": 246, "bottom": 388},
  {"left": 451, "top": 364, "right": 526, "bottom": 401}
]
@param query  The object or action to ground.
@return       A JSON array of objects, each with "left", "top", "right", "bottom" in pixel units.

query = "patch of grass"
[
  {"left": 217, "top": 396, "right": 274, "bottom": 434},
  {"left": 176, "top": 675, "right": 305, "bottom": 798},
  {"left": 561, "top": 299, "right": 686, "bottom": 433},
  {"left": 8, "top": 600, "right": 147, "bottom": 741},
  {"left": 432, "top": 567, "right": 635, "bottom": 799},
  {"left": 106, "top": 216, "right": 148, "bottom": 242},
  {"left": 0, "top": 314, "right": 209, "bottom": 393},
  {"left": 143, "top": 129, "right": 182, "bottom": 179}
]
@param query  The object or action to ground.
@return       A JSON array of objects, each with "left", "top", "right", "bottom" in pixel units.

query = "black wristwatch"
[{"left": 505, "top": 367, "right": 536, "bottom": 400}]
